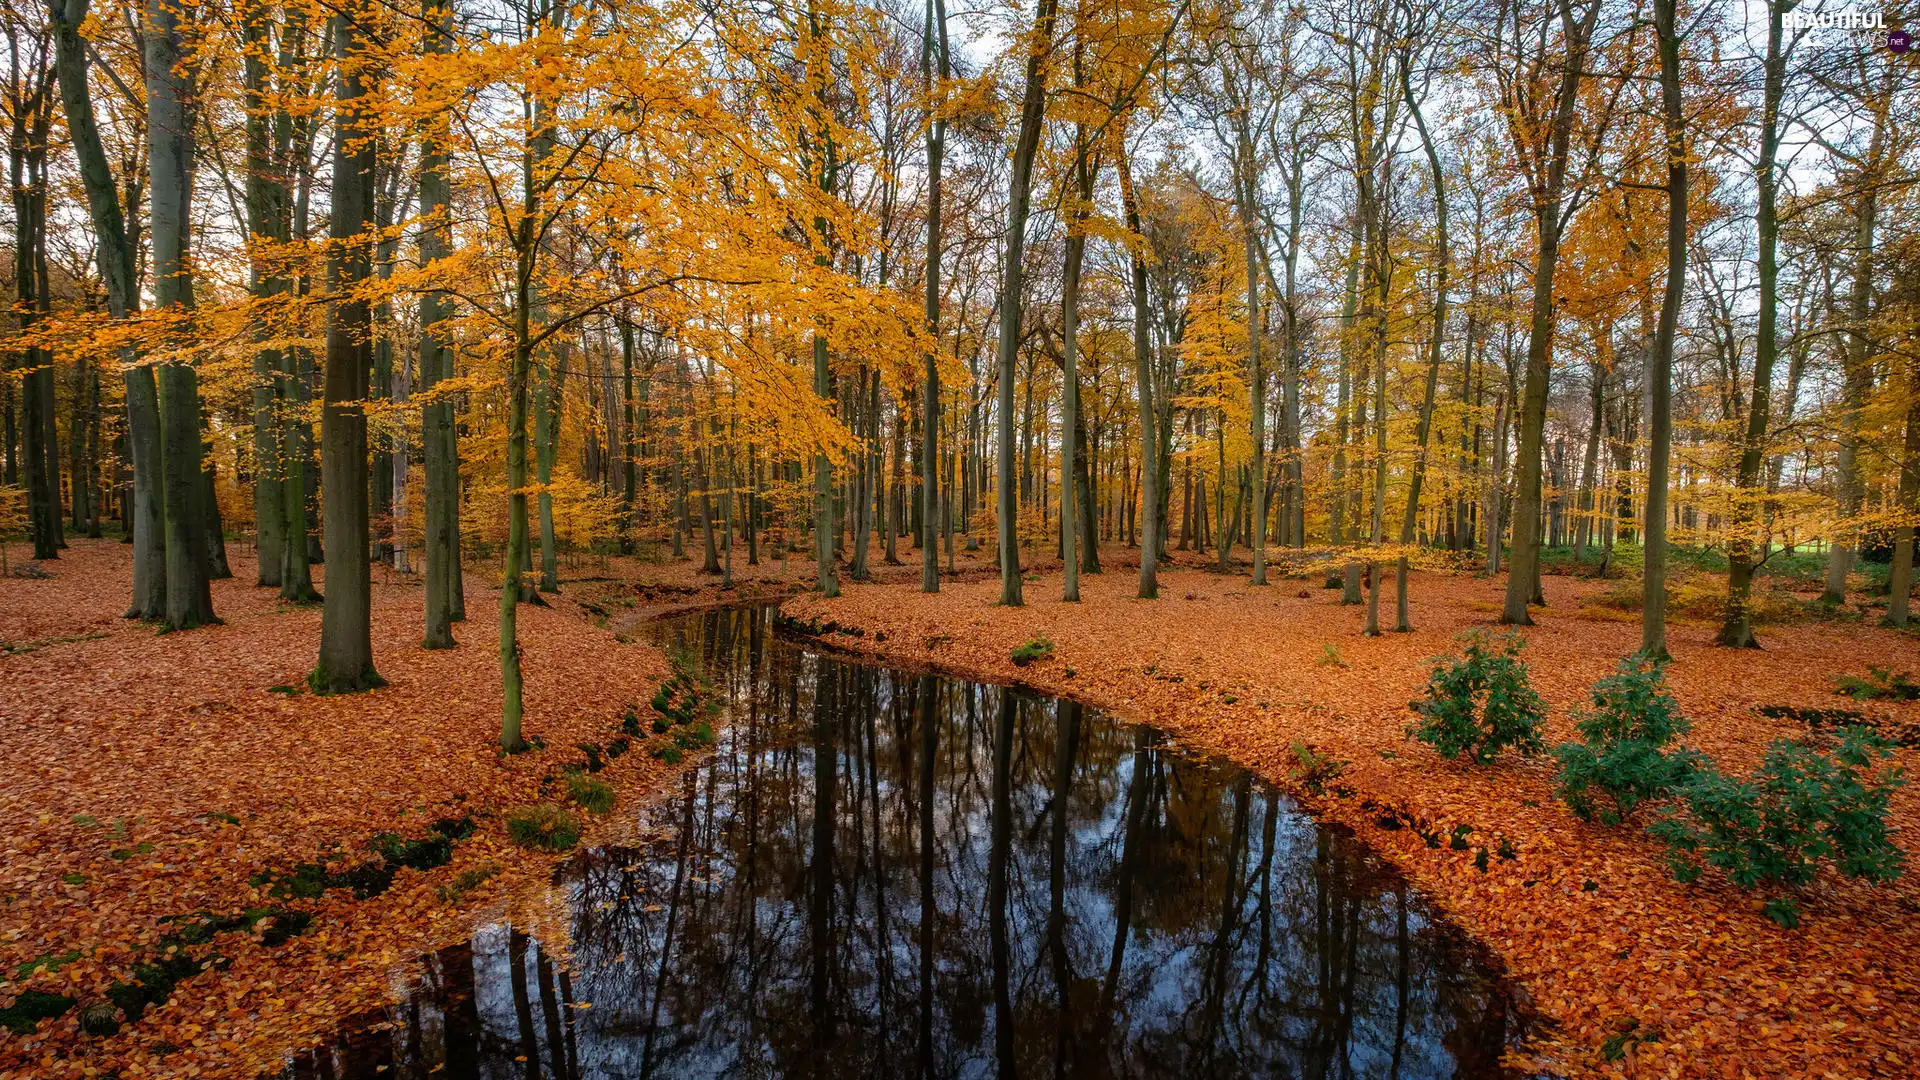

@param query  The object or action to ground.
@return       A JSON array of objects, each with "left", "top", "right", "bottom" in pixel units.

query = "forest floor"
[
  {"left": 6, "top": 535, "right": 1915, "bottom": 1079},
  {"left": 782, "top": 550, "right": 1920, "bottom": 1080},
  {"left": 0, "top": 539, "right": 691, "bottom": 1080}
]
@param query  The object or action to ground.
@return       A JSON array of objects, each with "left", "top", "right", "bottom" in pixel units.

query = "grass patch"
[
  {"left": 1011, "top": 637, "right": 1055, "bottom": 667},
  {"left": 436, "top": 860, "right": 502, "bottom": 903},
  {"left": 1286, "top": 742, "right": 1347, "bottom": 795},
  {"left": 566, "top": 773, "right": 616, "bottom": 814},
  {"left": 507, "top": 803, "right": 582, "bottom": 852},
  {"left": 1833, "top": 667, "right": 1920, "bottom": 702}
]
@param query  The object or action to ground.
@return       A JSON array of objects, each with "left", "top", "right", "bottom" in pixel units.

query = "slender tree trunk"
[
  {"left": 1718, "top": 2, "right": 1787, "bottom": 649},
  {"left": 51, "top": 0, "right": 164, "bottom": 615},
  {"left": 1396, "top": 65, "right": 1448, "bottom": 633},
  {"left": 1645, "top": 0, "right": 1683, "bottom": 656},
  {"left": 9, "top": 79, "right": 58, "bottom": 562},
  {"left": 1884, "top": 356, "right": 1918, "bottom": 628},
  {"left": 242, "top": 0, "right": 287, "bottom": 587},
  {"left": 419, "top": 0, "right": 458, "bottom": 647},
  {"left": 315, "top": 11, "right": 380, "bottom": 689},
  {"left": 1060, "top": 121, "right": 1093, "bottom": 602},
  {"left": 807, "top": 2, "right": 840, "bottom": 598},
  {"left": 147, "top": 0, "right": 215, "bottom": 630},
  {"left": 992, "top": 0, "right": 1058, "bottom": 607},
  {"left": 1235, "top": 117, "right": 1267, "bottom": 586},
  {"left": 1119, "top": 144, "right": 1158, "bottom": 598},
  {"left": 1501, "top": 0, "right": 1597, "bottom": 625},
  {"left": 1822, "top": 67, "right": 1892, "bottom": 605},
  {"left": 920, "top": 0, "right": 947, "bottom": 594}
]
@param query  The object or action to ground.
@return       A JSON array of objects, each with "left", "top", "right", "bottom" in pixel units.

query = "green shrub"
[
  {"left": 1649, "top": 727, "right": 1905, "bottom": 924},
  {"left": 1833, "top": 667, "right": 1920, "bottom": 702},
  {"left": 566, "top": 773, "right": 616, "bottom": 815},
  {"left": 506, "top": 803, "right": 583, "bottom": 852},
  {"left": 1316, "top": 643, "right": 1346, "bottom": 668},
  {"left": 1553, "top": 655, "right": 1703, "bottom": 825},
  {"left": 1011, "top": 637, "right": 1055, "bottom": 667},
  {"left": 1409, "top": 630, "right": 1546, "bottom": 764}
]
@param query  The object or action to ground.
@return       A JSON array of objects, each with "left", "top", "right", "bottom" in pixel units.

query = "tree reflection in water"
[{"left": 284, "top": 606, "right": 1524, "bottom": 1080}]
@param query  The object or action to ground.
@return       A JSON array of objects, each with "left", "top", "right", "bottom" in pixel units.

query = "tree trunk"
[
  {"left": 419, "top": 0, "right": 458, "bottom": 647},
  {"left": 1644, "top": 0, "right": 1685, "bottom": 658},
  {"left": 992, "top": 0, "right": 1058, "bottom": 607},
  {"left": 920, "top": 0, "right": 948, "bottom": 594},
  {"left": 1119, "top": 143, "right": 1158, "bottom": 599},
  {"left": 1718, "top": 1, "right": 1786, "bottom": 649},
  {"left": 1397, "top": 64, "right": 1449, "bottom": 633},
  {"left": 1501, "top": 0, "right": 1597, "bottom": 625},
  {"left": 1821, "top": 65, "right": 1892, "bottom": 605},
  {"left": 242, "top": 0, "right": 286, "bottom": 588},
  {"left": 1885, "top": 356, "right": 1919, "bottom": 628},
  {"left": 315, "top": 12, "right": 380, "bottom": 690},
  {"left": 147, "top": 0, "right": 215, "bottom": 630}
]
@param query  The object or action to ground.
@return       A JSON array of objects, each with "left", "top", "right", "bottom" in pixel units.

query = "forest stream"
[{"left": 277, "top": 605, "right": 1530, "bottom": 1079}]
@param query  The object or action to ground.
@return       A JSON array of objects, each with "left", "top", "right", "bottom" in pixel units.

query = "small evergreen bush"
[
  {"left": 1409, "top": 629, "right": 1546, "bottom": 764},
  {"left": 1553, "top": 655, "right": 1703, "bottom": 825},
  {"left": 1650, "top": 727, "right": 1905, "bottom": 925}
]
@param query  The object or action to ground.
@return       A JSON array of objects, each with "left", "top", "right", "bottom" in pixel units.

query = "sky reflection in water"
[{"left": 285, "top": 606, "right": 1522, "bottom": 1079}]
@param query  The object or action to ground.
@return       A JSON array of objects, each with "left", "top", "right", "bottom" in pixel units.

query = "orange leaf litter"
[
  {"left": 5, "top": 538, "right": 1918, "bottom": 1079},
  {"left": 783, "top": 552, "right": 1920, "bottom": 1079}
]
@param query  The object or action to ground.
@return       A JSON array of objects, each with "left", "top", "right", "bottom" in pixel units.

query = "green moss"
[
  {"left": 14, "top": 949, "right": 83, "bottom": 980},
  {"left": 0, "top": 990, "right": 76, "bottom": 1034}
]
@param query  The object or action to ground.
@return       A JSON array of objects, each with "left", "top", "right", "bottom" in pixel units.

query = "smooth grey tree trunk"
[
  {"left": 991, "top": 0, "right": 1059, "bottom": 608},
  {"left": 419, "top": 0, "right": 458, "bottom": 648},
  {"left": 315, "top": 12, "right": 380, "bottom": 690},
  {"left": 146, "top": 0, "right": 215, "bottom": 630},
  {"left": 52, "top": 0, "right": 164, "bottom": 617},
  {"left": 1120, "top": 148, "right": 1158, "bottom": 599},
  {"left": 920, "top": 0, "right": 948, "bottom": 595},
  {"left": 242, "top": 0, "right": 286, "bottom": 588}
]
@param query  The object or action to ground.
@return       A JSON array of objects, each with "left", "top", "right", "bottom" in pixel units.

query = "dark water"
[{"left": 285, "top": 606, "right": 1525, "bottom": 1079}]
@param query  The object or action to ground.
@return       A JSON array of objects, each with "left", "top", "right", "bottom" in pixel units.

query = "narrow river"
[{"left": 285, "top": 605, "right": 1527, "bottom": 1078}]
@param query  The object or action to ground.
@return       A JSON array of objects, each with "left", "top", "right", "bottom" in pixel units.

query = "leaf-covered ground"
[
  {"left": 784, "top": 555, "right": 1920, "bottom": 1079},
  {"left": 0, "top": 540, "right": 678, "bottom": 1079}
]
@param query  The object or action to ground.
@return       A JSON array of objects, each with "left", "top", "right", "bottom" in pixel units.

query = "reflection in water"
[{"left": 285, "top": 607, "right": 1522, "bottom": 1079}]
